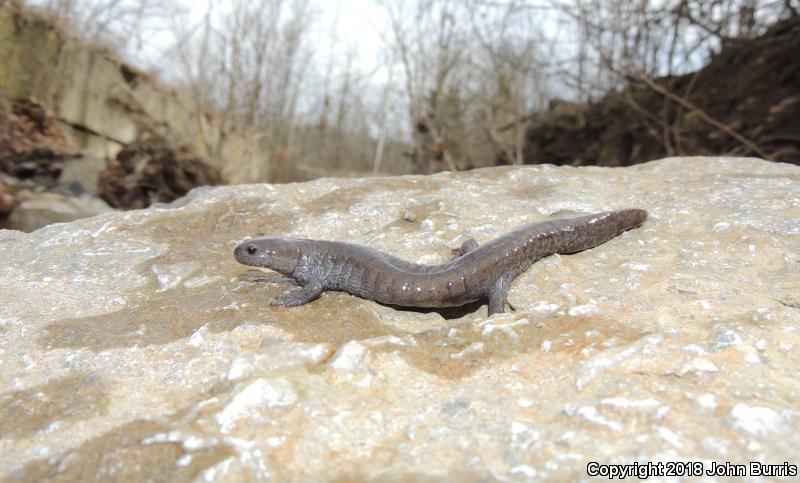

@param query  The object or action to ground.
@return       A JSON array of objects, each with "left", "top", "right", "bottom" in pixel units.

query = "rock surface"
[{"left": 1, "top": 157, "right": 799, "bottom": 481}]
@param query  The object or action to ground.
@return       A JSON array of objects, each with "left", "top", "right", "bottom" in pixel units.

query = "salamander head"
[{"left": 234, "top": 237, "right": 302, "bottom": 276}]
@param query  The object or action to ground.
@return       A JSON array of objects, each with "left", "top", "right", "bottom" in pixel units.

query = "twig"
[
  {"left": 497, "top": 112, "right": 537, "bottom": 133},
  {"left": 661, "top": 88, "right": 675, "bottom": 156},
  {"left": 623, "top": 89, "right": 669, "bottom": 149},
  {"left": 671, "top": 69, "right": 702, "bottom": 153}
]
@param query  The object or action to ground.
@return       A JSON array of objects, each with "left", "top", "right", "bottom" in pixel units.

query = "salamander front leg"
[
  {"left": 271, "top": 279, "right": 323, "bottom": 307},
  {"left": 450, "top": 238, "right": 479, "bottom": 258},
  {"left": 487, "top": 274, "right": 513, "bottom": 316}
]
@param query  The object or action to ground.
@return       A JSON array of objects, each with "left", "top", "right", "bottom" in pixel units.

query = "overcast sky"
[{"left": 137, "top": 0, "right": 389, "bottom": 81}]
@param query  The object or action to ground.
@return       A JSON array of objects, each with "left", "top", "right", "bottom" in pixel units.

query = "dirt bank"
[{"left": 523, "top": 17, "right": 800, "bottom": 166}]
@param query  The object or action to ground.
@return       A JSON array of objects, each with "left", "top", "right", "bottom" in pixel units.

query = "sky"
[
  {"left": 27, "top": 0, "right": 390, "bottom": 80},
  {"left": 140, "top": 0, "right": 390, "bottom": 81}
]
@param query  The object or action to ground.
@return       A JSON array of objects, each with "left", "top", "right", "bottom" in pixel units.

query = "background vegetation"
[{"left": 13, "top": 0, "right": 798, "bottom": 178}]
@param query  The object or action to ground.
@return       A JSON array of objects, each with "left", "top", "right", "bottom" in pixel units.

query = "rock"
[
  {"left": 1, "top": 190, "right": 114, "bottom": 232},
  {"left": 58, "top": 155, "right": 107, "bottom": 195},
  {"left": 1, "top": 157, "right": 799, "bottom": 480}
]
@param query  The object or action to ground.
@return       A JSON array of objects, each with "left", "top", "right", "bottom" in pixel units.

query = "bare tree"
[
  {"left": 549, "top": 0, "right": 794, "bottom": 97},
  {"left": 33, "top": 0, "right": 181, "bottom": 62},
  {"left": 547, "top": 0, "right": 793, "bottom": 159},
  {"left": 466, "top": 0, "right": 552, "bottom": 165},
  {"left": 383, "top": 0, "right": 469, "bottom": 173},
  {"left": 163, "top": 0, "right": 316, "bottom": 179},
  {"left": 29, "top": 0, "right": 796, "bottom": 179},
  {"left": 373, "top": 64, "right": 394, "bottom": 174}
]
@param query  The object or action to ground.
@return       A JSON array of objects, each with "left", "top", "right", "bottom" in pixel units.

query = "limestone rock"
[
  {"left": 58, "top": 155, "right": 107, "bottom": 195},
  {"left": 1, "top": 157, "right": 799, "bottom": 480},
  {"left": 1, "top": 190, "right": 113, "bottom": 232}
]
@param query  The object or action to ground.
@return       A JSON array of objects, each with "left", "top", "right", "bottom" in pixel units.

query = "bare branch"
[{"left": 629, "top": 73, "right": 772, "bottom": 161}]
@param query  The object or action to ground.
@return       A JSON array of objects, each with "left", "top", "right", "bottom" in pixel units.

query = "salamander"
[{"left": 234, "top": 208, "right": 647, "bottom": 315}]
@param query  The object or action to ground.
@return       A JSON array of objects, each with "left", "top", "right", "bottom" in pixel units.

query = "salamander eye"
[{"left": 246, "top": 245, "right": 258, "bottom": 255}]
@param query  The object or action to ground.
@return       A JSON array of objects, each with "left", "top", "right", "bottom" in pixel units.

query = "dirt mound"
[
  {"left": 0, "top": 98, "right": 74, "bottom": 185},
  {"left": 523, "top": 17, "right": 800, "bottom": 166},
  {"left": 98, "top": 130, "right": 222, "bottom": 209},
  {"left": 0, "top": 98, "right": 77, "bottom": 220}
]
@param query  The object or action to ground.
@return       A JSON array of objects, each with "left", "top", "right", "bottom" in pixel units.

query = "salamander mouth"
[{"left": 234, "top": 242, "right": 257, "bottom": 265}]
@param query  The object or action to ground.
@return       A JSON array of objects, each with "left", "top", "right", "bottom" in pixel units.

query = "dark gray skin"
[{"left": 234, "top": 208, "right": 647, "bottom": 316}]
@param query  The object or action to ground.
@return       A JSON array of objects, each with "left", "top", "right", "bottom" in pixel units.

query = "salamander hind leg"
[
  {"left": 271, "top": 279, "right": 324, "bottom": 307},
  {"left": 450, "top": 238, "right": 479, "bottom": 259},
  {"left": 487, "top": 273, "right": 514, "bottom": 316}
]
